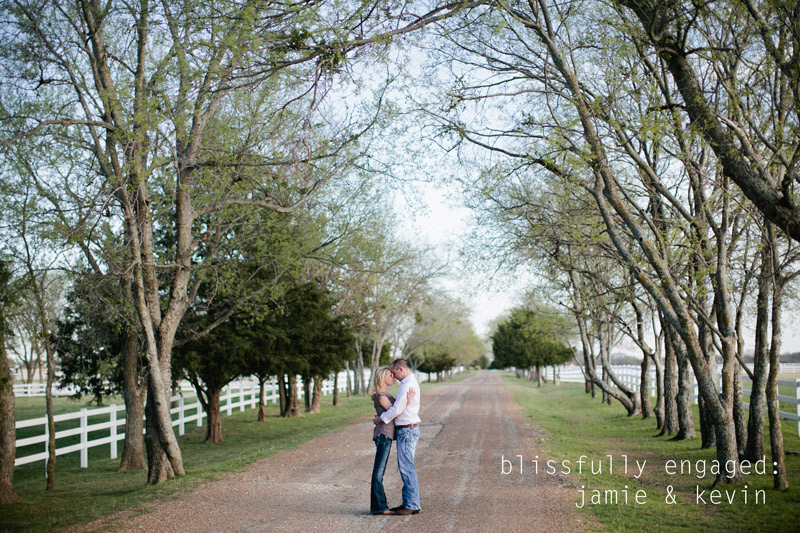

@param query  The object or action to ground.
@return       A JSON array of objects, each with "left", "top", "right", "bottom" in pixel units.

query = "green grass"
[
  {"left": 503, "top": 375, "right": 800, "bottom": 533},
  {"left": 3, "top": 371, "right": 473, "bottom": 532}
]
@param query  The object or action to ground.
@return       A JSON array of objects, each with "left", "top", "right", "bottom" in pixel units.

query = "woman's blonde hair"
[{"left": 370, "top": 366, "right": 392, "bottom": 400}]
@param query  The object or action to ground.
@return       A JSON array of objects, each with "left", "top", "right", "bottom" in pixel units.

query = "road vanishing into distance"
[{"left": 71, "top": 371, "right": 593, "bottom": 532}]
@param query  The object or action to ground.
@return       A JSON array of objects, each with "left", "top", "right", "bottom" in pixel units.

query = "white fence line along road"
[
  {"left": 543, "top": 363, "right": 800, "bottom": 435},
  {"left": 13, "top": 373, "right": 349, "bottom": 470},
  {"left": 13, "top": 368, "right": 442, "bottom": 470}
]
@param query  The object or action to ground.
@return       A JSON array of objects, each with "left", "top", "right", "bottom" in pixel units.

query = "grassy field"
[
  {"left": 503, "top": 375, "right": 800, "bottom": 533},
  {"left": 3, "top": 371, "right": 473, "bottom": 532}
]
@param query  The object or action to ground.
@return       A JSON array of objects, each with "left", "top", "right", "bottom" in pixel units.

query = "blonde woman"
[{"left": 370, "top": 366, "right": 415, "bottom": 515}]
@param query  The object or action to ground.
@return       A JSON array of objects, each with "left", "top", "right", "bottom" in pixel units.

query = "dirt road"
[{"left": 76, "top": 371, "right": 594, "bottom": 532}]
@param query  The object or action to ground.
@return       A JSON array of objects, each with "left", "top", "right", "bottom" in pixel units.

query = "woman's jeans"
[
  {"left": 395, "top": 425, "right": 421, "bottom": 510},
  {"left": 370, "top": 434, "right": 393, "bottom": 514}
]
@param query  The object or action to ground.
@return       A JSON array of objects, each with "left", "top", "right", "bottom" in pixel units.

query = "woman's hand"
[{"left": 406, "top": 387, "right": 416, "bottom": 403}]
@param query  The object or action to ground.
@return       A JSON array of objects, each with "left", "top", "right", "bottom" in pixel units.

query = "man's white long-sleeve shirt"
[{"left": 379, "top": 373, "right": 421, "bottom": 425}]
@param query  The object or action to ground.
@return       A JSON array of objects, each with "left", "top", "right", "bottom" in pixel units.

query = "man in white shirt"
[{"left": 373, "top": 358, "right": 421, "bottom": 515}]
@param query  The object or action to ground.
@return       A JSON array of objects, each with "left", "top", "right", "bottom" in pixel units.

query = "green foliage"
[
  {"left": 472, "top": 354, "right": 489, "bottom": 369},
  {"left": 492, "top": 306, "right": 572, "bottom": 370},
  {"left": 176, "top": 314, "right": 256, "bottom": 393},
  {"left": 253, "top": 281, "right": 355, "bottom": 379},
  {"left": 379, "top": 342, "right": 392, "bottom": 366},
  {"left": 404, "top": 292, "right": 486, "bottom": 373},
  {"left": 55, "top": 273, "right": 140, "bottom": 403}
]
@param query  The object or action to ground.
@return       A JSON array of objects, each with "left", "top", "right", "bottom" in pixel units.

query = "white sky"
[{"left": 393, "top": 180, "right": 530, "bottom": 340}]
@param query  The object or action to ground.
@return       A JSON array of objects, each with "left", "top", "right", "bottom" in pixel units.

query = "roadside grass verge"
[
  {"left": 503, "top": 375, "right": 800, "bottom": 533},
  {"left": 3, "top": 371, "right": 472, "bottom": 533}
]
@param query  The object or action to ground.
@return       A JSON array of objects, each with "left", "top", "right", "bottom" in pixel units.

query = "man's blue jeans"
[
  {"left": 395, "top": 426, "right": 421, "bottom": 510},
  {"left": 370, "top": 434, "right": 393, "bottom": 514}
]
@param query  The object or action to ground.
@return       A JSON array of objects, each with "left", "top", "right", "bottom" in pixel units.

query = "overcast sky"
[{"left": 393, "top": 179, "right": 800, "bottom": 355}]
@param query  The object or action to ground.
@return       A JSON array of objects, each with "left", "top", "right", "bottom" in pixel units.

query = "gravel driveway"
[{"left": 71, "top": 370, "right": 595, "bottom": 532}]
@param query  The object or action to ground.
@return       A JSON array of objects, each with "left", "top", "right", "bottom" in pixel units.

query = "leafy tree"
[
  {"left": 175, "top": 313, "right": 255, "bottom": 443},
  {"left": 492, "top": 307, "right": 572, "bottom": 386},
  {"left": 267, "top": 282, "right": 355, "bottom": 416}
]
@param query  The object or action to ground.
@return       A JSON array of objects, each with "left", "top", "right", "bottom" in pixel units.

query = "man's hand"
[
  {"left": 407, "top": 388, "right": 416, "bottom": 402},
  {"left": 373, "top": 416, "right": 381, "bottom": 425}
]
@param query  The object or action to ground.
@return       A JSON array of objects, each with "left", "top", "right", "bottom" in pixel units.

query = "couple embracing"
[{"left": 369, "top": 358, "right": 421, "bottom": 516}]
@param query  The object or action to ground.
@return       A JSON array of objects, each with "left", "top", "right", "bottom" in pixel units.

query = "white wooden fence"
[
  {"left": 543, "top": 364, "right": 800, "bottom": 435},
  {"left": 14, "top": 374, "right": 348, "bottom": 470},
  {"left": 13, "top": 365, "right": 453, "bottom": 470}
]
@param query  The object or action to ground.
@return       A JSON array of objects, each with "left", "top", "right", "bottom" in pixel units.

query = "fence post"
[
  {"left": 178, "top": 396, "right": 185, "bottom": 436},
  {"left": 796, "top": 378, "right": 800, "bottom": 437},
  {"left": 240, "top": 381, "right": 246, "bottom": 412},
  {"left": 80, "top": 408, "right": 88, "bottom": 469},
  {"left": 197, "top": 397, "right": 203, "bottom": 426},
  {"left": 227, "top": 386, "right": 233, "bottom": 416},
  {"left": 110, "top": 405, "right": 117, "bottom": 460}
]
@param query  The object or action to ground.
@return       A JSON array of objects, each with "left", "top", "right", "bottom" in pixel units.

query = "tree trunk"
[
  {"left": 303, "top": 375, "right": 311, "bottom": 413},
  {"left": 119, "top": 326, "right": 146, "bottom": 471},
  {"left": 353, "top": 337, "right": 365, "bottom": 396},
  {"left": 369, "top": 336, "right": 384, "bottom": 396},
  {"left": 345, "top": 360, "right": 352, "bottom": 398},
  {"left": 672, "top": 340, "right": 696, "bottom": 441},
  {"left": 204, "top": 387, "right": 223, "bottom": 443},
  {"left": 144, "top": 379, "right": 175, "bottom": 486},
  {"left": 0, "top": 330, "right": 20, "bottom": 504},
  {"left": 257, "top": 377, "right": 267, "bottom": 422},
  {"left": 23, "top": 360, "right": 37, "bottom": 384},
  {"left": 145, "top": 357, "right": 185, "bottom": 484},
  {"left": 640, "top": 353, "right": 651, "bottom": 419},
  {"left": 660, "top": 328, "right": 678, "bottom": 436},
  {"left": 767, "top": 224, "right": 788, "bottom": 489},
  {"left": 650, "top": 330, "right": 665, "bottom": 430},
  {"left": 697, "top": 310, "right": 717, "bottom": 449},
  {"left": 357, "top": 347, "right": 366, "bottom": 396},
  {"left": 536, "top": 365, "right": 542, "bottom": 387},
  {"left": 631, "top": 299, "right": 653, "bottom": 419},
  {"left": 284, "top": 375, "right": 301, "bottom": 418},
  {"left": 309, "top": 376, "right": 323, "bottom": 414},
  {"left": 279, "top": 374, "right": 287, "bottom": 416},
  {"left": 44, "top": 339, "right": 55, "bottom": 491},
  {"left": 732, "top": 360, "right": 747, "bottom": 457},
  {"left": 332, "top": 371, "right": 339, "bottom": 406},
  {"left": 744, "top": 231, "right": 771, "bottom": 462}
]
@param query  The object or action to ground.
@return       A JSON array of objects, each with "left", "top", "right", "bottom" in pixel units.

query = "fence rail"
[
  {"left": 543, "top": 364, "right": 800, "bottom": 435},
  {"left": 14, "top": 374, "right": 349, "bottom": 470}
]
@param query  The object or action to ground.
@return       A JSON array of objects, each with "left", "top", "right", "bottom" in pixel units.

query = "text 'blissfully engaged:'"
[{"left": 500, "top": 454, "right": 774, "bottom": 507}]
